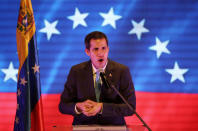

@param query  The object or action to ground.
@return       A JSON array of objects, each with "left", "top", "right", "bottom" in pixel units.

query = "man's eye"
[{"left": 94, "top": 48, "right": 98, "bottom": 51}]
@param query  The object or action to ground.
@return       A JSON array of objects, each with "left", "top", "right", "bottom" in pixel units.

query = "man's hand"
[
  {"left": 76, "top": 99, "right": 103, "bottom": 116},
  {"left": 83, "top": 100, "right": 103, "bottom": 116},
  {"left": 76, "top": 100, "right": 93, "bottom": 113}
]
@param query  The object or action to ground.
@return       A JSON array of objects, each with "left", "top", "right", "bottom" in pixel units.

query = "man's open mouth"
[{"left": 98, "top": 59, "right": 104, "bottom": 62}]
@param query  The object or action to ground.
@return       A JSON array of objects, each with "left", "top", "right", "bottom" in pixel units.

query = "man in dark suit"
[{"left": 59, "top": 31, "right": 136, "bottom": 125}]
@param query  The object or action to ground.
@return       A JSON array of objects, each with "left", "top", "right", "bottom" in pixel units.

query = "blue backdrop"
[{"left": 1, "top": 0, "right": 198, "bottom": 94}]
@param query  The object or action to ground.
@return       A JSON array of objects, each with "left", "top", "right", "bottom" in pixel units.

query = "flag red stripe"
[
  {"left": 30, "top": 97, "right": 45, "bottom": 131},
  {"left": 1, "top": 92, "right": 198, "bottom": 131}
]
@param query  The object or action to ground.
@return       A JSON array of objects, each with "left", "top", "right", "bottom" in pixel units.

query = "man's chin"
[{"left": 97, "top": 62, "right": 106, "bottom": 68}]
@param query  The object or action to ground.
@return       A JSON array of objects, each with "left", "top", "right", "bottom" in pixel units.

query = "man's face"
[{"left": 85, "top": 38, "right": 109, "bottom": 69}]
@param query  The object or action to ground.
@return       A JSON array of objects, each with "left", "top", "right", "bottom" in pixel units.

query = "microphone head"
[
  {"left": 98, "top": 68, "right": 105, "bottom": 76},
  {"left": 98, "top": 69, "right": 105, "bottom": 78}
]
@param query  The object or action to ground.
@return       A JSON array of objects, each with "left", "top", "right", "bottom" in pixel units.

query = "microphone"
[
  {"left": 99, "top": 71, "right": 110, "bottom": 89},
  {"left": 99, "top": 72, "right": 152, "bottom": 131}
]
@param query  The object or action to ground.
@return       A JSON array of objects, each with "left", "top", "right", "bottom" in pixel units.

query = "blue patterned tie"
[{"left": 95, "top": 71, "right": 101, "bottom": 102}]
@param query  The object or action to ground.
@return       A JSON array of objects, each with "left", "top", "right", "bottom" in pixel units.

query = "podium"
[{"left": 52, "top": 125, "right": 147, "bottom": 131}]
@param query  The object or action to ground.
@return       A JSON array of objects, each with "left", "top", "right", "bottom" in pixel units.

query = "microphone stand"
[{"left": 100, "top": 72, "right": 152, "bottom": 131}]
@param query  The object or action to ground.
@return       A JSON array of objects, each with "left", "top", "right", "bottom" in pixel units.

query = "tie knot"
[
  {"left": 96, "top": 70, "right": 100, "bottom": 75},
  {"left": 96, "top": 68, "right": 103, "bottom": 76}
]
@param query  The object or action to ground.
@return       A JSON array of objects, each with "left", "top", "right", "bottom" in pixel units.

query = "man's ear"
[
  {"left": 107, "top": 46, "right": 109, "bottom": 52},
  {"left": 85, "top": 49, "right": 90, "bottom": 56}
]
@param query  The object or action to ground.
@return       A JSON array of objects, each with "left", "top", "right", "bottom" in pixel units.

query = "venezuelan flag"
[{"left": 14, "top": 0, "right": 45, "bottom": 130}]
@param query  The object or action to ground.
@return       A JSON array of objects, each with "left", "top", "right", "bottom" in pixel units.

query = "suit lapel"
[
  {"left": 99, "top": 59, "right": 115, "bottom": 101},
  {"left": 84, "top": 60, "right": 96, "bottom": 101},
  {"left": 105, "top": 59, "right": 114, "bottom": 83}
]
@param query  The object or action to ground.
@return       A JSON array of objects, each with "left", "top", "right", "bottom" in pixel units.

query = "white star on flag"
[
  {"left": 39, "top": 19, "right": 60, "bottom": 40},
  {"left": 99, "top": 7, "right": 122, "bottom": 29},
  {"left": 32, "top": 64, "right": 40, "bottom": 74},
  {"left": 128, "top": 19, "right": 149, "bottom": 40},
  {"left": 17, "top": 89, "right": 21, "bottom": 96},
  {"left": 17, "top": 104, "right": 19, "bottom": 110},
  {"left": 20, "top": 77, "right": 27, "bottom": 86},
  {"left": 68, "top": 8, "right": 89, "bottom": 29},
  {"left": 165, "top": 61, "right": 189, "bottom": 83},
  {"left": 1, "top": 62, "right": 18, "bottom": 82},
  {"left": 149, "top": 37, "right": 170, "bottom": 59},
  {"left": 15, "top": 117, "right": 19, "bottom": 124}
]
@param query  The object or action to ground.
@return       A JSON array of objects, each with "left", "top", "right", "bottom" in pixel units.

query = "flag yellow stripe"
[{"left": 16, "top": 0, "right": 35, "bottom": 78}]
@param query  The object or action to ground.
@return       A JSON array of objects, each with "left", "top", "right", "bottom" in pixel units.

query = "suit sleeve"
[
  {"left": 59, "top": 67, "right": 78, "bottom": 116},
  {"left": 102, "top": 67, "right": 136, "bottom": 117}
]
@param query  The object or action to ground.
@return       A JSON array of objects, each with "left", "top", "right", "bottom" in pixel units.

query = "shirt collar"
[{"left": 92, "top": 60, "right": 108, "bottom": 74}]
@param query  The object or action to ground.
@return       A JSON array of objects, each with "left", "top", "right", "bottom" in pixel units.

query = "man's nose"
[{"left": 97, "top": 49, "right": 104, "bottom": 56}]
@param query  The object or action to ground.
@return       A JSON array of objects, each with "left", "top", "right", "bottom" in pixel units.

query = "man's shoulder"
[
  {"left": 71, "top": 61, "right": 90, "bottom": 71},
  {"left": 109, "top": 60, "right": 128, "bottom": 70}
]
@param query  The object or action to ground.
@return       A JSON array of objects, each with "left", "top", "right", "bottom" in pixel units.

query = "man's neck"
[{"left": 92, "top": 61, "right": 108, "bottom": 73}]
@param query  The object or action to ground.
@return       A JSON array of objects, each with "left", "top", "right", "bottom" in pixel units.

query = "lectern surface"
[
  {"left": 73, "top": 125, "right": 126, "bottom": 131},
  {"left": 52, "top": 125, "right": 146, "bottom": 131}
]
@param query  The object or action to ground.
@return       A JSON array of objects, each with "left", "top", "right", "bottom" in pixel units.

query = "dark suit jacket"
[{"left": 59, "top": 59, "right": 136, "bottom": 125}]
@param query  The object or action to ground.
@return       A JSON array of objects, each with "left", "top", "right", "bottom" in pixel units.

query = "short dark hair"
[{"left": 84, "top": 31, "right": 108, "bottom": 49}]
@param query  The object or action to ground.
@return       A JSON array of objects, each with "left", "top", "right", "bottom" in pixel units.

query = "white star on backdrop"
[
  {"left": 68, "top": 8, "right": 89, "bottom": 29},
  {"left": 39, "top": 19, "right": 60, "bottom": 40},
  {"left": 165, "top": 62, "right": 189, "bottom": 83},
  {"left": 128, "top": 19, "right": 149, "bottom": 40},
  {"left": 99, "top": 7, "right": 122, "bottom": 29},
  {"left": 149, "top": 37, "right": 170, "bottom": 59},
  {"left": 1, "top": 62, "right": 18, "bottom": 82}
]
